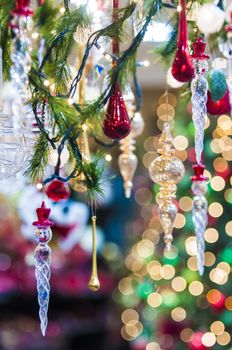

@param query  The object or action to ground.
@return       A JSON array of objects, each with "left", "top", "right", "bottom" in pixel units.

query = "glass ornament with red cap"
[
  {"left": 191, "top": 163, "right": 208, "bottom": 276},
  {"left": 191, "top": 37, "right": 209, "bottom": 165},
  {"left": 33, "top": 201, "right": 54, "bottom": 336},
  {"left": 171, "top": 0, "right": 194, "bottom": 82}
]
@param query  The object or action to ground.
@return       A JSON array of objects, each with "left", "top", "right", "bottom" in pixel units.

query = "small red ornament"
[
  {"left": 45, "top": 179, "right": 70, "bottom": 202},
  {"left": 171, "top": 0, "right": 194, "bottom": 82},
  {"left": 33, "top": 201, "right": 54, "bottom": 228},
  {"left": 102, "top": 83, "right": 131, "bottom": 140},
  {"left": 206, "top": 89, "right": 231, "bottom": 115},
  {"left": 11, "top": 0, "right": 34, "bottom": 16}
]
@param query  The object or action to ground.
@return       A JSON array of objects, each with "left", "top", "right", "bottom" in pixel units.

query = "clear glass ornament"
[
  {"left": 118, "top": 87, "right": 145, "bottom": 198},
  {"left": 118, "top": 140, "right": 138, "bottom": 198},
  {"left": 0, "top": 113, "right": 27, "bottom": 179},
  {"left": 191, "top": 39, "right": 209, "bottom": 164},
  {"left": 148, "top": 123, "right": 185, "bottom": 250},
  {"left": 34, "top": 227, "right": 52, "bottom": 336},
  {"left": 192, "top": 180, "right": 208, "bottom": 276},
  {"left": 33, "top": 202, "right": 54, "bottom": 336},
  {"left": 10, "top": 17, "right": 32, "bottom": 101}
]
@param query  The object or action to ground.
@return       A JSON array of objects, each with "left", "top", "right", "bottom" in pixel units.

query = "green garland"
[{"left": 0, "top": 0, "right": 161, "bottom": 199}]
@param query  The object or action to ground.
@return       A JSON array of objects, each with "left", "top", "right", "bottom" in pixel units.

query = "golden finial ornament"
[
  {"left": 88, "top": 216, "right": 100, "bottom": 291},
  {"left": 148, "top": 123, "right": 185, "bottom": 250},
  {"left": 118, "top": 87, "right": 144, "bottom": 198}
]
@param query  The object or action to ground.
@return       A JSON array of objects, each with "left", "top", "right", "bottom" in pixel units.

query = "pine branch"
[
  {"left": 25, "top": 133, "right": 49, "bottom": 182},
  {"left": 34, "top": 0, "right": 59, "bottom": 41},
  {"left": 0, "top": 0, "right": 15, "bottom": 79},
  {"left": 155, "top": 19, "right": 178, "bottom": 65},
  {"left": 39, "top": 6, "right": 91, "bottom": 94}
]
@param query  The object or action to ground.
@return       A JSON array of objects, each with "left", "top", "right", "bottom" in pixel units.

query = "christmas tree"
[{"left": 118, "top": 91, "right": 232, "bottom": 349}]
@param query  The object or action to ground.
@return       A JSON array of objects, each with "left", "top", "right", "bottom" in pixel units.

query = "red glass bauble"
[
  {"left": 207, "top": 89, "right": 231, "bottom": 115},
  {"left": 102, "top": 83, "right": 131, "bottom": 140},
  {"left": 171, "top": 0, "right": 194, "bottom": 82},
  {"left": 11, "top": 0, "right": 33, "bottom": 16},
  {"left": 45, "top": 180, "right": 70, "bottom": 202}
]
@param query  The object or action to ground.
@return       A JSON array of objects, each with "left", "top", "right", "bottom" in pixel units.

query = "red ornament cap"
[
  {"left": 191, "top": 37, "right": 209, "bottom": 60},
  {"left": 11, "top": 0, "right": 34, "bottom": 17},
  {"left": 191, "top": 163, "right": 208, "bottom": 182},
  {"left": 102, "top": 83, "right": 131, "bottom": 140},
  {"left": 33, "top": 201, "right": 54, "bottom": 227}
]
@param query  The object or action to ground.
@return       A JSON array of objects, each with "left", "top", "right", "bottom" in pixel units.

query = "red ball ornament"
[
  {"left": 102, "top": 83, "right": 131, "bottom": 140},
  {"left": 11, "top": 0, "right": 34, "bottom": 16},
  {"left": 45, "top": 179, "right": 70, "bottom": 202},
  {"left": 207, "top": 89, "right": 231, "bottom": 115},
  {"left": 171, "top": 0, "right": 194, "bottom": 82}
]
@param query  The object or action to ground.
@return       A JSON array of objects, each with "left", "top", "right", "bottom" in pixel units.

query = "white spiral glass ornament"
[
  {"left": 33, "top": 202, "right": 54, "bottom": 336},
  {"left": 191, "top": 37, "right": 209, "bottom": 164},
  {"left": 191, "top": 164, "right": 208, "bottom": 276},
  {"left": 191, "top": 60, "right": 208, "bottom": 164}
]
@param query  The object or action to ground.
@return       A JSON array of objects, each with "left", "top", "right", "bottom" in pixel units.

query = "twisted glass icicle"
[
  {"left": 10, "top": 17, "right": 32, "bottom": 101},
  {"left": 33, "top": 202, "right": 53, "bottom": 336},
  {"left": 192, "top": 181, "right": 208, "bottom": 275},
  {"left": 191, "top": 60, "right": 208, "bottom": 164},
  {"left": 34, "top": 227, "right": 52, "bottom": 336}
]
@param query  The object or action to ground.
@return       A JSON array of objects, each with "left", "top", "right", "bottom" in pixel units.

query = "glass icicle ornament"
[
  {"left": 149, "top": 123, "right": 185, "bottom": 250},
  {"left": 191, "top": 37, "right": 209, "bottom": 164},
  {"left": 191, "top": 164, "right": 208, "bottom": 276},
  {"left": 118, "top": 88, "right": 144, "bottom": 198},
  {"left": 171, "top": 0, "right": 194, "bottom": 82},
  {"left": 10, "top": 2, "right": 33, "bottom": 102},
  {"left": 33, "top": 201, "right": 54, "bottom": 336}
]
